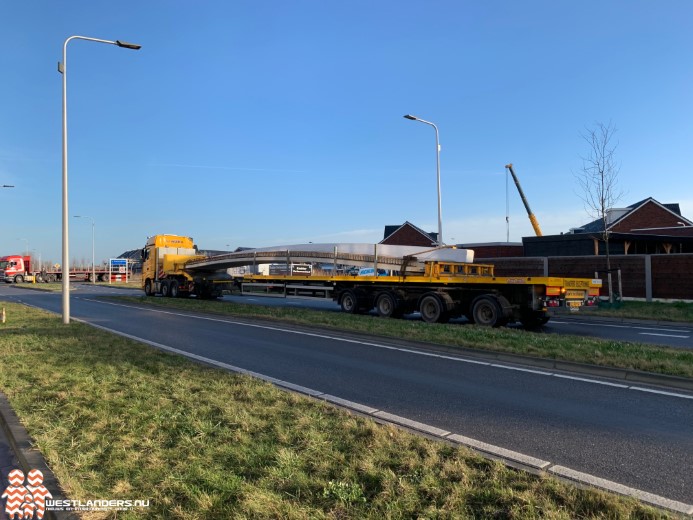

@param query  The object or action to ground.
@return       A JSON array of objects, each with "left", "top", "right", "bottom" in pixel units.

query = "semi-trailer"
[
  {"left": 0, "top": 254, "right": 112, "bottom": 283},
  {"left": 142, "top": 234, "right": 601, "bottom": 328}
]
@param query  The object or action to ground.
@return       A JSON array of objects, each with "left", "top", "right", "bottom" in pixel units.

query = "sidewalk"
[
  {"left": 0, "top": 416, "right": 20, "bottom": 484},
  {"left": 0, "top": 391, "right": 76, "bottom": 520}
]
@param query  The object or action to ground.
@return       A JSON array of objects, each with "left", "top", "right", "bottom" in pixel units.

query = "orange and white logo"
[{"left": 2, "top": 468, "right": 52, "bottom": 520}]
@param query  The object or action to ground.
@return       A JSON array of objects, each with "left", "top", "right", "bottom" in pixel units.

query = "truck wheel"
[
  {"left": 161, "top": 280, "right": 171, "bottom": 297},
  {"left": 340, "top": 290, "right": 361, "bottom": 314},
  {"left": 419, "top": 293, "right": 448, "bottom": 323},
  {"left": 35, "top": 274, "right": 44, "bottom": 283},
  {"left": 46, "top": 273, "right": 57, "bottom": 283},
  {"left": 376, "top": 292, "right": 401, "bottom": 318},
  {"left": 471, "top": 296, "right": 503, "bottom": 327},
  {"left": 144, "top": 279, "right": 153, "bottom": 296},
  {"left": 170, "top": 280, "right": 179, "bottom": 298},
  {"left": 14, "top": 275, "right": 24, "bottom": 284}
]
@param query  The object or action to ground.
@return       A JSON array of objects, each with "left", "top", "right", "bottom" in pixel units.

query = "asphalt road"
[
  {"left": 2, "top": 284, "right": 692, "bottom": 505},
  {"left": 222, "top": 293, "right": 693, "bottom": 349}
]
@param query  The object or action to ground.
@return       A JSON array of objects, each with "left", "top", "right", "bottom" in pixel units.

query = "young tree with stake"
[{"left": 575, "top": 122, "right": 624, "bottom": 303}]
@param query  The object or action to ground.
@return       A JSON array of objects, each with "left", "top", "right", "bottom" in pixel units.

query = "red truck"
[{"left": 0, "top": 254, "right": 112, "bottom": 283}]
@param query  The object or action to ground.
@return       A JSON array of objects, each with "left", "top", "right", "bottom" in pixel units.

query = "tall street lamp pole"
[
  {"left": 74, "top": 215, "right": 95, "bottom": 284},
  {"left": 18, "top": 238, "right": 29, "bottom": 256},
  {"left": 59, "top": 36, "right": 141, "bottom": 324},
  {"left": 403, "top": 114, "right": 443, "bottom": 246}
]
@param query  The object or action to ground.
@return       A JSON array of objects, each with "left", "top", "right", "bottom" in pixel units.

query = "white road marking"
[
  {"left": 638, "top": 332, "right": 690, "bottom": 339},
  {"left": 551, "top": 320, "right": 690, "bottom": 333},
  {"left": 64, "top": 314, "right": 693, "bottom": 515},
  {"left": 552, "top": 374, "right": 629, "bottom": 388},
  {"left": 82, "top": 298, "right": 693, "bottom": 401}
]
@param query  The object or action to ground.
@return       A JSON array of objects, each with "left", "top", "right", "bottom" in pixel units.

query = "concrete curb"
[{"left": 0, "top": 392, "right": 79, "bottom": 520}]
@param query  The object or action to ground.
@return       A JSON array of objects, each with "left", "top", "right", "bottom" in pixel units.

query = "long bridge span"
[{"left": 185, "top": 243, "right": 475, "bottom": 274}]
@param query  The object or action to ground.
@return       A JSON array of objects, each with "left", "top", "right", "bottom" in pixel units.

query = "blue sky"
[{"left": 2, "top": 1, "right": 692, "bottom": 266}]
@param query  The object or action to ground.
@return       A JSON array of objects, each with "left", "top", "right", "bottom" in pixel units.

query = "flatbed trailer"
[
  {"left": 142, "top": 234, "right": 601, "bottom": 328},
  {"left": 240, "top": 261, "right": 601, "bottom": 328}
]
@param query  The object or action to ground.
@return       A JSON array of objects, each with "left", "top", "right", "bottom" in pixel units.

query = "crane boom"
[{"left": 505, "top": 163, "right": 542, "bottom": 237}]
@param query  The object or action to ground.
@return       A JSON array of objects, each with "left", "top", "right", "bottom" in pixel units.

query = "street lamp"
[
  {"left": 59, "top": 35, "right": 141, "bottom": 324},
  {"left": 403, "top": 114, "right": 443, "bottom": 246},
  {"left": 74, "top": 215, "right": 95, "bottom": 284},
  {"left": 18, "top": 238, "right": 29, "bottom": 256}
]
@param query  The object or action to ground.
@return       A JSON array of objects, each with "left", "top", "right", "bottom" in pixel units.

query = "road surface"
[{"left": 1, "top": 284, "right": 692, "bottom": 508}]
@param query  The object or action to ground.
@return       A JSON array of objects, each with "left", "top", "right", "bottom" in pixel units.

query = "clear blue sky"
[{"left": 2, "top": 1, "right": 692, "bottom": 266}]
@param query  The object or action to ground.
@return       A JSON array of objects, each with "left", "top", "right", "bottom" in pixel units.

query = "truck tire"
[
  {"left": 99, "top": 273, "right": 109, "bottom": 282},
  {"left": 161, "top": 280, "right": 171, "bottom": 297},
  {"left": 170, "top": 280, "right": 180, "bottom": 298},
  {"left": 471, "top": 295, "right": 503, "bottom": 327},
  {"left": 419, "top": 293, "right": 449, "bottom": 323},
  {"left": 376, "top": 292, "right": 402, "bottom": 318},
  {"left": 14, "top": 275, "right": 24, "bottom": 284},
  {"left": 45, "top": 273, "right": 57, "bottom": 283},
  {"left": 339, "top": 290, "right": 361, "bottom": 314},
  {"left": 144, "top": 279, "right": 153, "bottom": 296}
]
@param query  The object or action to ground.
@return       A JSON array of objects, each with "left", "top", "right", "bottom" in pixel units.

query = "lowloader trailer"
[
  {"left": 142, "top": 234, "right": 601, "bottom": 328},
  {"left": 241, "top": 262, "right": 601, "bottom": 328}
]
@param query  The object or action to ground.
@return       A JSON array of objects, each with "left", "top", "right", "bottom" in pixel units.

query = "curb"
[{"left": 0, "top": 392, "right": 79, "bottom": 520}]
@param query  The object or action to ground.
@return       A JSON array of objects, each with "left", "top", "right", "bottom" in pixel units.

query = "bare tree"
[{"left": 575, "top": 122, "right": 624, "bottom": 303}]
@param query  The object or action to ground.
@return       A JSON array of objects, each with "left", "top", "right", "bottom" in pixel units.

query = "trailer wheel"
[
  {"left": 340, "top": 290, "right": 361, "bottom": 314},
  {"left": 13, "top": 275, "right": 24, "bottom": 284},
  {"left": 419, "top": 293, "right": 449, "bottom": 323},
  {"left": 161, "top": 280, "right": 171, "bottom": 297},
  {"left": 170, "top": 280, "right": 180, "bottom": 298},
  {"left": 46, "top": 273, "right": 57, "bottom": 283},
  {"left": 471, "top": 296, "right": 503, "bottom": 327},
  {"left": 376, "top": 292, "right": 401, "bottom": 318},
  {"left": 99, "top": 273, "right": 109, "bottom": 282}
]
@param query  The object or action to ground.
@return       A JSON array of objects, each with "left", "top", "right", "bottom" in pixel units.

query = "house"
[
  {"left": 380, "top": 221, "right": 439, "bottom": 247},
  {"left": 524, "top": 198, "right": 693, "bottom": 256}
]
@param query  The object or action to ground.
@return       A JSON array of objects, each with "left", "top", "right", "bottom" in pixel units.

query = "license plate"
[{"left": 567, "top": 301, "right": 582, "bottom": 308}]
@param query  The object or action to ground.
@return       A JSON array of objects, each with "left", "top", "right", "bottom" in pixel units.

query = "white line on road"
[
  {"left": 551, "top": 320, "right": 690, "bottom": 333},
  {"left": 82, "top": 298, "right": 693, "bottom": 401},
  {"left": 638, "top": 332, "right": 690, "bottom": 339},
  {"left": 64, "top": 315, "right": 693, "bottom": 516}
]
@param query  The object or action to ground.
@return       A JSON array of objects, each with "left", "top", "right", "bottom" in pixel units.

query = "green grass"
[
  {"left": 589, "top": 300, "right": 693, "bottom": 322},
  {"left": 114, "top": 295, "right": 693, "bottom": 379},
  {"left": 0, "top": 303, "right": 671, "bottom": 519}
]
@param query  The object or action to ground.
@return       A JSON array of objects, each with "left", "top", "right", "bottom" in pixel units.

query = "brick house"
[
  {"left": 380, "top": 221, "right": 439, "bottom": 247},
  {"left": 524, "top": 198, "right": 693, "bottom": 256}
]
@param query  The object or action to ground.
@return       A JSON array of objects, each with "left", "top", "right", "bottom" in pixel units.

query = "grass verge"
[
  {"left": 114, "top": 295, "right": 693, "bottom": 379},
  {"left": 589, "top": 300, "right": 693, "bottom": 322},
  {"left": 7, "top": 281, "right": 141, "bottom": 292},
  {"left": 0, "top": 302, "right": 669, "bottom": 519}
]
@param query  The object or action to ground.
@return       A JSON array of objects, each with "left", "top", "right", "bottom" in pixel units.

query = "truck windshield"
[{"left": 0, "top": 261, "right": 8, "bottom": 269}]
